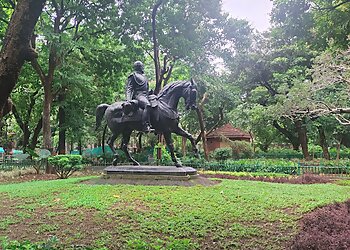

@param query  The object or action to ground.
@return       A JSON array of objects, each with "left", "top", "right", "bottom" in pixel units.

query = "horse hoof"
[
  {"left": 112, "top": 159, "right": 118, "bottom": 166},
  {"left": 175, "top": 163, "right": 183, "bottom": 168}
]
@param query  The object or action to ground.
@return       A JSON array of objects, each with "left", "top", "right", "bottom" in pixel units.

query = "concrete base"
[{"left": 103, "top": 165, "right": 198, "bottom": 180}]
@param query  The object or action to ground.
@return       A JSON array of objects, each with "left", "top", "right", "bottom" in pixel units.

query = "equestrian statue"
[{"left": 95, "top": 61, "right": 199, "bottom": 167}]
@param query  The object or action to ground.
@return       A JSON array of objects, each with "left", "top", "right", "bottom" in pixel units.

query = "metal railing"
[{"left": 1, "top": 158, "right": 350, "bottom": 178}]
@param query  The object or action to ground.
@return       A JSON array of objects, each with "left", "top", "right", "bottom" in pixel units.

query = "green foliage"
[
  {"left": 230, "top": 141, "right": 254, "bottom": 159},
  {"left": 201, "top": 170, "right": 291, "bottom": 178},
  {"left": 181, "top": 156, "right": 206, "bottom": 167},
  {"left": 335, "top": 180, "right": 350, "bottom": 186},
  {"left": 202, "top": 159, "right": 298, "bottom": 174},
  {"left": 153, "top": 143, "right": 172, "bottom": 164},
  {"left": 25, "top": 148, "right": 51, "bottom": 174},
  {"left": 211, "top": 147, "right": 232, "bottom": 162},
  {"left": 132, "top": 150, "right": 152, "bottom": 163},
  {"left": 1, "top": 236, "right": 59, "bottom": 250},
  {"left": 255, "top": 146, "right": 350, "bottom": 160},
  {"left": 48, "top": 155, "right": 83, "bottom": 179},
  {"left": 255, "top": 148, "right": 304, "bottom": 159}
]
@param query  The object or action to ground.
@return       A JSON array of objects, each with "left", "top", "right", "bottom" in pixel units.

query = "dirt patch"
[
  {"left": 290, "top": 199, "right": 350, "bottom": 250},
  {"left": 0, "top": 196, "right": 126, "bottom": 249},
  {"left": 201, "top": 173, "right": 333, "bottom": 184},
  {"left": 80, "top": 176, "right": 220, "bottom": 186},
  {"left": 0, "top": 173, "right": 58, "bottom": 184},
  {"left": 0, "top": 171, "right": 102, "bottom": 184}
]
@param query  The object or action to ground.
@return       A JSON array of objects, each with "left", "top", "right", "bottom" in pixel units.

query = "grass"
[
  {"left": 335, "top": 179, "right": 350, "bottom": 186},
  {"left": 0, "top": 176, "right": 350, "bottom": 249}
]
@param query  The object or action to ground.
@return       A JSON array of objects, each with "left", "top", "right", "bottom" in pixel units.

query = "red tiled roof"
[{"left": 206, "top": 123, "right": 251, "bottom": 139}]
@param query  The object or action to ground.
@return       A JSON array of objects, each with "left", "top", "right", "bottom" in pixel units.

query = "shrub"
[
  {"left": 153, "top": 143, "right": 172, "bottom": 164},
  {"left": 48, "top": 155, "right": 83, "bottom": 179},
  {"left": 27, "top": 148, "right": 51, "bottom": 174},
  {"left": 255, "top": 146, "right": 350, "bottom": 160},
  {"left": 201, "top": 159, "right": 298, "bottom": 174},
  {"left": 230, "top": 141, "right": 254, "bottom": 159},
  {"left": 181, "top": 156, "right": 206, "bottom": 167},
  {"left": 211, "top": 147, "right": 232, "bottom": 162},
  {"left": 255, "top": 148, "right": 303, "bottom": 159}
]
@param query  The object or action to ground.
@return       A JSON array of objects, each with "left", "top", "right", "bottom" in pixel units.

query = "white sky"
[{"left": 222, "top": 0, "right": 273, "bottom": 32}]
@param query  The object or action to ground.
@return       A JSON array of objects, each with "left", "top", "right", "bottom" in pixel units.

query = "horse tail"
[
  {"left": 95, "top": 104, "right": 109, "bottom": 131},
  {"left": 102, "top": 124, "right": 107, "bottom": 154}
]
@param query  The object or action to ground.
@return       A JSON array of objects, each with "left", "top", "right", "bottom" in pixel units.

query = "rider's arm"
[{"left": 126, "top": 76, "right": 133, "bottom": 101}]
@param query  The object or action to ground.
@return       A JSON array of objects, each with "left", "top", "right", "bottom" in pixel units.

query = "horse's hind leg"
[
  {"left": 121, "top": 130, "right": 140, "bottom": 166},
  {"left": 108, "top": 133, "right": 120, "bottom": 166},
  {"left": 173, "top": 127, "right": 199, "bottom": 158},
  {"left": 164, "top": 132, "right": 182, "bottom": 167}
]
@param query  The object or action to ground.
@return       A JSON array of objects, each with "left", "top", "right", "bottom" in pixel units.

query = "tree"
[
  {"left": 30, "top": 0, "right": 125, "bottom": 152},
  {"left": 0, "top": 0, "right": 45, "bottom": 119}
]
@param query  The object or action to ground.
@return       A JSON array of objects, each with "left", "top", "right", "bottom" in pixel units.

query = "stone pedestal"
[{"left": 104, "top": 165, "right": 198, "bottom": 181}]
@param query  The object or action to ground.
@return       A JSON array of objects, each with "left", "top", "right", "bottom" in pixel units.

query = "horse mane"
[{"left": 158, "top": 80, "right": 189, "bottom": 98}]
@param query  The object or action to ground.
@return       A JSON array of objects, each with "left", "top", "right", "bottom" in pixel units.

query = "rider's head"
[{"left": 133, "top": 61, "right": 144, "bottom": 73}]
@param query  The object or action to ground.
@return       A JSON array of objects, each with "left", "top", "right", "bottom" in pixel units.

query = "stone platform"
[{"left": 104, "top": 165, "right": 198, "bottom": 181}]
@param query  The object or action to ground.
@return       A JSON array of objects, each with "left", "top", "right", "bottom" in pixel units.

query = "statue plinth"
[{"left": 104, "top": 165, "right": 197, "bottom": 180}]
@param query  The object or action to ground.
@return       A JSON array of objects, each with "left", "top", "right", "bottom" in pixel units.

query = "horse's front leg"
[
  {"left": 163, "top": 132, "right": 182, "bottom": 167},
  {"left": 173, "top": 127, "right": 199, "bottom": 158},
  {"left": 121, "top": 130, "right": 140, "bottom": 166}
]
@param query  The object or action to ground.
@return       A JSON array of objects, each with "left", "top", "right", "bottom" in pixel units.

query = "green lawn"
[{"left": 0, "top": 177, "right": 350, "bottom": 249}]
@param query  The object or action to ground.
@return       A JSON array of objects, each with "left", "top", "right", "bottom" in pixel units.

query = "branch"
[
  {"left": 316, "top": 0, "right": 350, "bottom": 11},
  {"left": 6, "top": 0, "right": 15, "bottom": 9},
  {"left": 31, "top": 58, "right": 46, "bottom": 84},
  {"left": 334, "top": 114, "right": 350, "bottom": 125},
  {"left": 26, "top": 89, "right": 40, "bottom": 121},
  {"left": 51, "top": 0, "right": 60, "bottom": 15},
  {"left": 30, "top": 116, "right": 43, "bottom": 150},
  {"left": 152, "top": 0, "right": 165, "bottom": 94},
  {"left": 260, "top": 81, "right": 278, "bottom": 96},
  {"left": 11, "top": 103, "right": 24, "bottom": 131}
]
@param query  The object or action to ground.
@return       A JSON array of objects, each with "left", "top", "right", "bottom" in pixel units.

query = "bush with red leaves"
[
  {"left": 291, "top": 200, "right": 350, "bottom": 250},
  {"left": 202, "top": 173, "right": 332, "bottom": 184}
]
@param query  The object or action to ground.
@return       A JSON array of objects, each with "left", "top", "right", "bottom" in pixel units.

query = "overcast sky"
[{"left": 222, "top": 0, "right": 273, "bottom": 32}]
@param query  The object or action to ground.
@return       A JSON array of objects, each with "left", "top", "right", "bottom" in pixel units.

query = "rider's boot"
[{"left": 142, "top": 105, "right": 154, "bottom": 133}]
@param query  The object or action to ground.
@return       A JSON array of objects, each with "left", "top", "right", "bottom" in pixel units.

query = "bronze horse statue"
[{"left": 95, "top": 79, "right": 199, "bottom": 167}]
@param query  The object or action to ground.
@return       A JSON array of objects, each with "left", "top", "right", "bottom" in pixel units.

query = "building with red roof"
[{"left": 206, "top": 123, "right": 252, "bottom": 152}]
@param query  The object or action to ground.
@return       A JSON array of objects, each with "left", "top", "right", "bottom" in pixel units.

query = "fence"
[
  {"left": 297, "top": 164, "right": 350, "bottom": 177},
  {"left": 1, "top": 158, "right": 350, "bottom": 178},
  {"left": 181, "top": 161, "right": 350, "bottom": 177},
  {"left": 0, "top": 159, "right": 36, "bottom": 171}
]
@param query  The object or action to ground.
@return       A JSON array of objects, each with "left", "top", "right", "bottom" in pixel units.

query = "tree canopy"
[{"left": 0, "top": 0, "right": 349, "bottom": 161}]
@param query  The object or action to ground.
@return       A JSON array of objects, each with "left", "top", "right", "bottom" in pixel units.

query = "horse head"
[{"left": 184, "top": 78, "right": 198, "bottom": 110}]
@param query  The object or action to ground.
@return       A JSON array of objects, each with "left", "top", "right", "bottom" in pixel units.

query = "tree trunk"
[
  {"left": 273, "top": 120, "right": 300, "bottom": 150},
  {"left": 336, "top": 136, "right": 343, "bottom": 161},
  {"left": 137, "top": 133, "right": 142, "bottom": 152},
  {"left": 11, "top": 103, "right": 30, "bottom": 149},
  {"left": 29, "top": 117, "right": 43, "bottom": 150},
  {"left": 295, "top": 120, "right": 310, "bottom": 160},
  {"left": 43, "top": 82, "right": 53, "bottom": 151},
  {"left": 58, "top": 102, "right": 66, "bottom": 154},
  {"left": 78, "top": 139, "right": 82, "bottom": 155},
  {"left": 0, "top": 0, "right": 45, "bottom": 119},
  {"left": 182, "top": 136, "right": 187, "bottom": 157},
  {"left": 317, "top": 126, "right": 330, "bottom": 160},
  {"left": 196, "top": 107, "right": 209, "bottom": 161},
  {"left": 152, "top": 0, "right": 164, "bottom": 95}
]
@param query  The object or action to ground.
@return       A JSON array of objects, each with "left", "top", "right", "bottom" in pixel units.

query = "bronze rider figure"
[{"left": 125, "top": 61, "right": 153, "bottom": 132}]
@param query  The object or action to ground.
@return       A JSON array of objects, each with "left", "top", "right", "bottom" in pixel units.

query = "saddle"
[{"left": 116, "top": 95, "right": 178, "bottom": 123}]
